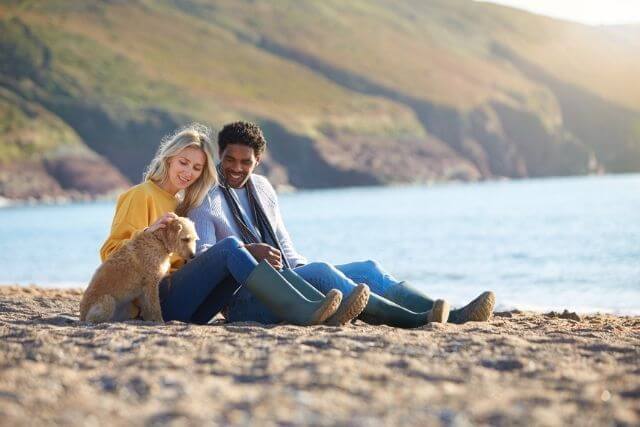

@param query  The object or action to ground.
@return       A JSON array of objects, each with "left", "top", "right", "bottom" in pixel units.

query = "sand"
[{"left": 0, "top": 286, "right": 638, "bottom": 426}]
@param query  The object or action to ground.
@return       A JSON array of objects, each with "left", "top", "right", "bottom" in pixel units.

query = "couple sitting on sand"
[{"left": 100, "top": 122, "right": 495, "bottom": 327}]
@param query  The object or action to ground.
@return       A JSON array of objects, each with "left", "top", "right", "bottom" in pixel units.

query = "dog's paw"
[{"left": 139, "top": 312, "right": 163, "bottom": 323}]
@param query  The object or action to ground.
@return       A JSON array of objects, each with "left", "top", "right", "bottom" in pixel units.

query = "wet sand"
[{"left": 1, "top": 285, "right": 639, "bottom": 426}]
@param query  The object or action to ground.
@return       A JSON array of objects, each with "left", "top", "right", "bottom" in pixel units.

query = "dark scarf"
[{"left": 216, "top": 163, "right": 291, "bottom": 269}]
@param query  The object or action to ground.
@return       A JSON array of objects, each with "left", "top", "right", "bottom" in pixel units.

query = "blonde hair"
[{"left": 144, "top": 123, "right": 217, "bottom": 216}]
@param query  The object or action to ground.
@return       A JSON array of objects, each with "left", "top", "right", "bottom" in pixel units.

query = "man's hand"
[{"left": 245, "top": 243, "right": 282, "bottom": 269}]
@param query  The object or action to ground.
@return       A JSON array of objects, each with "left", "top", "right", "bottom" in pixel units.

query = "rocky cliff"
[{"left": 1, "top": 0, "right": 638, "bottom": 201}]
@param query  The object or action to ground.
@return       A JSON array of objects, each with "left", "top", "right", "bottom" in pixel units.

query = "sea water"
[{"left": 2, "top": 174, "right": 639, "bottom": 314}]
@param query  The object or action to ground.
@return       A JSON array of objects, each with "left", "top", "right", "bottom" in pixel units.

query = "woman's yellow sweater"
[{"left": 100, "top": 180, "right": 185, "bottom": 272}]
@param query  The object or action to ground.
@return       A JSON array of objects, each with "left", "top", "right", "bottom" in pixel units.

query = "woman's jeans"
[
  {"left": 225, "top": 260, "right": 401, "bottom": 323},
  {"left": 159, "top": 236, "right": 258, "bottom": 323}
]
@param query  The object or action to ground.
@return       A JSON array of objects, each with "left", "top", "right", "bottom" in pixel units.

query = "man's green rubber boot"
[
  {"left": 382, "top": 282, "right": 495, "bottom": 324},
  {"left": 381, "top": 281, "right": 435, "bottom": 313},
  {"left": 448, "top": 291, "right": 496, "bottom": 324},
  {"left": 358, "top": 292, "right": 450, "bottom": 328}
]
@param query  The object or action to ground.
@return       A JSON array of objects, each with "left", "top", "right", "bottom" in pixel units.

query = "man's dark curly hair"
[{"left": 218, "top": 121, "right": 267, "bottom": 156}]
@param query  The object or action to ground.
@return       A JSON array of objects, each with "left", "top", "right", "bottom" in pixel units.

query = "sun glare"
[{"left": 477, "top": 0, "right": 640, "bottom": 26}]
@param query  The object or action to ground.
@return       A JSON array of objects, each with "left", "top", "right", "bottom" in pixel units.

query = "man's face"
[{"left": 219, "top": 143, "right": 260, "bottom": 188}]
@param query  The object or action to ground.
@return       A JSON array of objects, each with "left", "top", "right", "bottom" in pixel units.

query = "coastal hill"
[{"left": 1, "top": 0, "right": 639, "bottom": 200}]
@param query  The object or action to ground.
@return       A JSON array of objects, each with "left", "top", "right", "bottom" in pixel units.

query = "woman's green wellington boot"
[
  {"left": 280, "top": 269, "right": 371, "bottom": 326},
  {"left": 382, "top": 282, "right": 495, "bottom": 324},
  {"left": 244, "top": 260, "right": 342, "bottom": 326},
  {"left": 358, "top": 292, "right": 450, "bottom": 328}
]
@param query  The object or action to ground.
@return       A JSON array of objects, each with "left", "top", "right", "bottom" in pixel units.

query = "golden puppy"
[{"left": 80, "top": 217, "right": 198, "bottom": 323}]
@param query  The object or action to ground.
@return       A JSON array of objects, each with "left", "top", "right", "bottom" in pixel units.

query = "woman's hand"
[{"left": 146, "top": 212, "right": 179, "bottom": 233}]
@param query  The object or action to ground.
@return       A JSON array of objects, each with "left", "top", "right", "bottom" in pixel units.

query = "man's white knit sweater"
[{"left": 188, "top": 174, "right": 308, "bottom": 267}]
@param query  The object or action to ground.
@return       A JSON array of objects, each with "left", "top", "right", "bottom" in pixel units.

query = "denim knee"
[
  {"left": 335, "top": 259, "right": 393, "bottom": 294},
  {"left": 218, "top": 236, "right": 243, "bottom": 251},
  {"left": 296, "top": 261, "right": 354, "bottom": 295},
  {"left": 340, "top": 260, "right": 383, "bottom": 281},
  {"left": 362, "top": 260, "right": 384, "bottom": 274},
  {"left": 309, "top": 261, "right": 336, "bottom": 275}
]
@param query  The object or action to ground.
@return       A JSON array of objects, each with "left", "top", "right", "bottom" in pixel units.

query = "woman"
[{"left": 99, "top": 123, "right": 347, "bottom": 325}]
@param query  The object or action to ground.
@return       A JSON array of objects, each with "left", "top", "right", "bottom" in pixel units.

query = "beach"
[{"left": 0, "top": 285, "right": 638, "bottom": 426}]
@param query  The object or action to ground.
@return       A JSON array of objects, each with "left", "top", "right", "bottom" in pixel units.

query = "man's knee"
[
  {"left": 348, "top": 260, "right": 386, "bottom": 276},
  {"left": 362, "top": 259, "right": 383, "bottom": 273},
  {"left": 307, "top": 261, "right": 336, "bottom": 275},
  {"left": 334, "top": 259, "right": 386, "bottom": 283}
]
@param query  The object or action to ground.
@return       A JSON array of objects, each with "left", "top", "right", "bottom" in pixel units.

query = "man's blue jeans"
[
  {"left": 159, "top": 236, "right": 257, "bottom": 323},
  {"left": 321, "top": 260, "right": 399, "bottom": 295},
  {"left": 225, "top": 260, "right": 401, "bottom": 323}
]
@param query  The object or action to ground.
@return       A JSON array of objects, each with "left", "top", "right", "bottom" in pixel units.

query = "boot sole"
[
  {"left": 428, "top": 299, "right": 451, "bottom": 323},
  {"left": 460, "top": 291, "right": 495, "bottom": 322},
  {"left": 310, "top": 289, "right": 343, "bottom": 325},
  {"left": 325, "top": 284, "right": 370, "bottom": 326}
]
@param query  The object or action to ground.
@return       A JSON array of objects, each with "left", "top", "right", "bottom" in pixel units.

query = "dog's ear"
[
  {"left": 160, "top": 218, "right": 183, "bottom": 251},
  {"left": 170, "top": 218, "right": 183, "bottom": 231},
  {"left": 167, "top": 219, "right": 183, "bottom": 240}
]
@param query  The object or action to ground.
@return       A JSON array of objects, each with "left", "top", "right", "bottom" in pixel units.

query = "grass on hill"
[
  {"left": 0, "top": 87, "right": 85, "bottom": 163},
  {"left": 0, "top": 0, "right": 638, "bottom": 187},
  {"left": 9, "top": 0, "right": 427, "bottom": 138}
]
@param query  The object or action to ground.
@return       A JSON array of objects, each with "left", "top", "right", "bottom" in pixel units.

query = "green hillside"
[{"left": 1, "top": 0, "right": 639, "bottom": 200}]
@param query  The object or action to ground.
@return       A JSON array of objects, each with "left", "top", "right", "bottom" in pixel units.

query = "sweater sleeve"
[
  {"left": 188, "top": 192, "right": 218, "bottom": 255},
  {"left": 261, "top": 178, "right": 308, "bottom": 267},
  {"left": 276, "top": 213, "right": 308, "bottom": 267},
  {"left": 99, "top": 190, "right": 151, "bottom": 261}
]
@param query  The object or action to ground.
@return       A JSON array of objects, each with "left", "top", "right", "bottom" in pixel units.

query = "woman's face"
[{"left": 163, "top": 146, "right": 206, "bottom": 194}]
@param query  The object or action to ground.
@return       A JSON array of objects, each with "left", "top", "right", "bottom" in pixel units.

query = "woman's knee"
[
  {"left": 198, "top": 236, "right": 245, "bottom": 265},
  {"left": 218, "top": 236, "right": 243, "bottom": 251}
]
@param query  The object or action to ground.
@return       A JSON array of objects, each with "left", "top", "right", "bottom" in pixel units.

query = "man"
[{"left": 189, "top": 121, "right": 494, "bottom": 325}]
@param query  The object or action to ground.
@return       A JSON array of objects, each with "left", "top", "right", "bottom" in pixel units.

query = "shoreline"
[
  {"left": 1, "top": 285, "right": 638, "bottom": 425},
  {"left": 4, "top": 284, "right": 639, "bottom": 316},
  {"left": 1, "top": 172, "right": 636, "bottom": 209},
  {"left": 0, "top": 192, "right": 120, "bottom": 209}
]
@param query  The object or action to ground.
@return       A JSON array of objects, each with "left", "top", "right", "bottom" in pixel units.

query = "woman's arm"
[
  {"left": 100, "top": 192, "right": 178, "bottom": 261},
  {"left": 99, "top": 191, "right": 149, "bottom": 261},
  {"left": 188, "top": 192, "right": 218, "bottom": 255},
  {"left": 99, "top": 188, "right": 179, "bottom": 261}
]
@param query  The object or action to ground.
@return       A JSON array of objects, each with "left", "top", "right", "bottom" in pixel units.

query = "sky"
[{"left": 477, "top": 0, "right": 640, "bottom": 25}]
